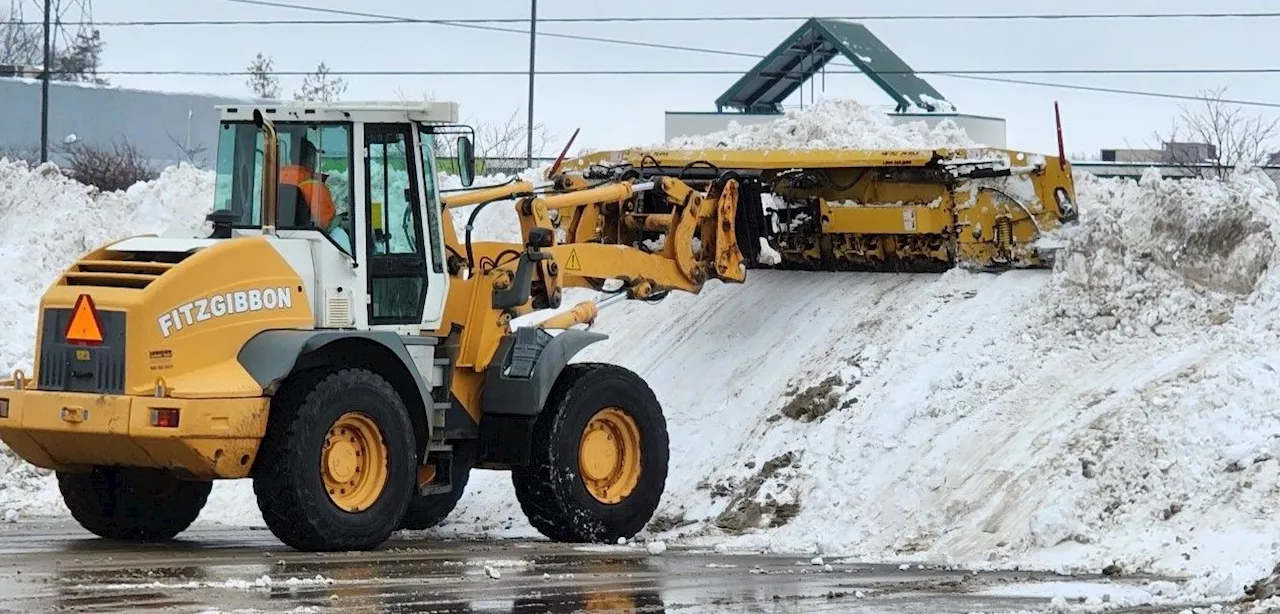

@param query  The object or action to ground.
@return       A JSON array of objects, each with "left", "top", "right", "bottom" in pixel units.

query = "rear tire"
[
  {"left": 57, "top": 467, "right": 211, "bottom": 542},
  {"left": 252, "top": 368, "right": 416, "bottom": 552},
  {"left": 512, "top": 363, "right": 669, "bottom": 543},
  {"left": 399, "top": 441, "right": 476, "bottom": 531}
]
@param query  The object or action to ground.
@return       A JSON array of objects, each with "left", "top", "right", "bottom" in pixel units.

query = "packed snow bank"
[
  {"left": 662, "top": 98, "right": 979, "bottom": 150},
  {"left": 0, "top": 159, "right": 212, "bottom": 514},
  {"left": 437, "top": 166, "right": 1280, "bottom": 608},
  {"left": 0, "top": 160, "right": 214, "bottom": 376},
  {"left": 3, "top": 101, "right": 1280, "bottom": 610}
]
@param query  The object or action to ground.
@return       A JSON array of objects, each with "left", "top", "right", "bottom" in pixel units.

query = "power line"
[
  {"left": 30, "top": 0, "right": 1277, "bottom": 111},
  {"left": 59, "top": 68, "right": 1280, "bottom": 109},
  {"left": 65, "top": 68, "right": 1280, "bottom": 77},
  {"left": 205, "top": 0, "right": 772, "bottom": 58},
  {"left": 195, "top": 0, "right": 1280, "bottom": 86},
  {"left": 938, "top": 74, "right": 1280, "bottom": 109},
  {"left": 181, "top": 0, "right": 1280, "bottom": 96},
  {"left": 11, "top": 11, "right": 1280, "bottom": 26}
]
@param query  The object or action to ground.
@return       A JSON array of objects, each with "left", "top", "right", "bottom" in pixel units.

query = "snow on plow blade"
[{"left": 560, "top": 147, "right": 1079, "bottom": 273}]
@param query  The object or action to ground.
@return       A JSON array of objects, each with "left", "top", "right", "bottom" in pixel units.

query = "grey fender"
[
  {"left": 236, "top": 330, "right": 437, "bottom": 451},
  {"left": 480, "top": 326, "right": 608, "bottom": 417}
]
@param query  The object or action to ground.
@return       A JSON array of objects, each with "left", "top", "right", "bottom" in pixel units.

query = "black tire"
[
  {"left": 252, "top": 368, "right": 417, "bottom": 552},
  {"left": 512, "top": 362, "right": 669, "bottom": 543},
  {"left": 57, "top": 467, "right": 211, "bottom": 542},
  {"left": 734, "top": 178, "right": 770, "bottom": 269},
  {"left": 399, "top": 440, "right": 476, "bottom": 531}
]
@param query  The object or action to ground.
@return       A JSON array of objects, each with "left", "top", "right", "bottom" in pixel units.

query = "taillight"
[{"left": 150, "top": 408, "right": 180, "bottom": 428}]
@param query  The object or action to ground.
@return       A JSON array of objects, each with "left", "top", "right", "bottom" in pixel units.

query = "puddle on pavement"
[{"left": 0, "top": 527, "right": 1197, "bottom": 614}]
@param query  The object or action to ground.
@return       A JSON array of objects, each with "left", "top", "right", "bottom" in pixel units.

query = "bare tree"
[
  {"left": 0, "top": 3, "right": 41, "bottom": 66},
  {"left": 245, "top": 52, "right": 280, "bottom": 99},
  {"left": 52, "top": 28, "right": 107, "bottom": 84},
  {"left": 1152, "top": 87, "right": 1280, "bottom": 180},
  {"left": 0, "top": 143, "right": 41, "bottom": 165},
  {"left": 166, "top": 130, "right": 209, "bottom": 167},
  {"left": 60, "top": 139, "right": 157, "bottom": 192},
  {"left": 387, "top": 90, "right": 560, "bottom": 174},
  {"left": 471, "top": 106, "right": 555, "bottom": 162},
  {"left": 294, "top": 61, "right": 347, "bottom": 102},
  {"left": 433, "top": 105, "right": 556, "bottom": 173},
  {"left": 1, "top": 3, "right": 107, "bottom": 83}
]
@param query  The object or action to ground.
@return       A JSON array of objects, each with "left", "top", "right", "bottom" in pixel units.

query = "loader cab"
[{"left": 210, "top": 102, "right": 476, "bottom": 332}]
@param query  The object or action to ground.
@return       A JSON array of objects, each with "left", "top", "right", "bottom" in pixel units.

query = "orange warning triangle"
[{"left": 65, "top": 294, "right": 104, "bottom": 345}]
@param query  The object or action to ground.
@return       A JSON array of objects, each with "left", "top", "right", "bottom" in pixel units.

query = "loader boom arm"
[
  {"left": 443, "top": 170, "right": 746, "bottom": 311},
  {"left": 437, "top": 168, "right": 747, "bottom": 385}
]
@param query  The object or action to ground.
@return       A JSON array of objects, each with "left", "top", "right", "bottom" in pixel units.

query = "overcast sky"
[{"left": 62, "top": 0, "right": 1280, "bottom": 158}]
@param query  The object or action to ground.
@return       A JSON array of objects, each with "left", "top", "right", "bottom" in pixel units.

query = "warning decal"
[{"left": 565, "top": 249, "right": 582, "bottom": 271}]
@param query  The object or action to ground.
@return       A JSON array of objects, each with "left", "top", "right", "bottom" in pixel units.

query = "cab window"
[
  {"left": 365, "top": 123, "right": 427, "bottom": 325},
  {"left": 417, "top": 127, "right": 446, "bottom": 274},
  {"left": 212, "top": 120, "right": 354, "bottom": 254}
]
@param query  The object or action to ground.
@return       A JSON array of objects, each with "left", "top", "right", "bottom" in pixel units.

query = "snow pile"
[
  {"left": 0, "top": 159, "right": 216, "bottom": 516},
  {"left": 663, "top": 98, "right": 979, "bottom": 150},
  {"left": 1045, "top": 167, "right": 1278, "bottom": 338},
  {"left": 438, "top": 167, "right": 1280, "bottom": 607},
  {"left": 0, "top": 160, "right": 214, "bottom": 376},
  {"left": 439, "top": 166, "right": 552, "bottom": 246},
  {"left": 4, "top": 101, "right": 1280, "bottom": 609}
]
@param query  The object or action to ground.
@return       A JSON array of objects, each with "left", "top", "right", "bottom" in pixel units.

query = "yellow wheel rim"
[
  {"left": 578, "top": 407, "right": 642, "bottom": 504},
  {"left": 321, "top": 411, "right": 388, "bottom": 513}
]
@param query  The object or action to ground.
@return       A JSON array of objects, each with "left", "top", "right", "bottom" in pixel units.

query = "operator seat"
[{"left": 273, "top": 183, "right": 308, "bottom": 228}]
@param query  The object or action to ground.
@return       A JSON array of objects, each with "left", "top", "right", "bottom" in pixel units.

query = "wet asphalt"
[{"left": 0, "top": 519, "right": 1241, "bottom": 613}]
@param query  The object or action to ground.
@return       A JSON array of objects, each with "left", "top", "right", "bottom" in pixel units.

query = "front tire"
[
  {"left": 252, "top": 368, "right": 416, "bottom": 552},
  {"left": 512, "top": 363, "right": 669, "bottom": 543},
  {"left": 57, "top": 467, "right": 211, "bottom": 542}
]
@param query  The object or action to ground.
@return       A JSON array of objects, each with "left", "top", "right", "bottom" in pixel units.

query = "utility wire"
[
  {"left": 37, "top": 0, "right": 1279, "bottom": 110},
  {"left": 11, "top": 11, "right": 1280, "bottom": 26},
  {"left": 64, "top": 68, "right": 1280, "bottom": 77},
  {"left": 939, "top": 74, "right": 1280, "bottom": 109},
  {"left": 181, "top": 0, "right": 1280, "bottom": 86},
  {"left": 206, "top": 0, "right": 768, "bottom": 58},
  {"left": 63, "top": 68, "right": 1280, "bottom": 109}
]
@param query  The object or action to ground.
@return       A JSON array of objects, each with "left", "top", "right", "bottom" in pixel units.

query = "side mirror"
[{"left": 456, "top": 135, "right": 475, "bottom": 187}]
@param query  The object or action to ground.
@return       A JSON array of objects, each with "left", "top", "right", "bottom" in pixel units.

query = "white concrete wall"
[
  {"left": 664, "top": 112, "right": 781, "bottom": 143},
  {"left": 664, "top": 111, "right": 1007, "bottom": 148}
]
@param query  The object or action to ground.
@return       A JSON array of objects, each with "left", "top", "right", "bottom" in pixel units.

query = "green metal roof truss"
[{"left": 715, "top": 18, "right": 950, "bottom": 113}]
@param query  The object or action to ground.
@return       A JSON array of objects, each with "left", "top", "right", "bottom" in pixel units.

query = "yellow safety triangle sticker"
[{"left": 565, "top": 249, "right": 581, "bottom": 271}]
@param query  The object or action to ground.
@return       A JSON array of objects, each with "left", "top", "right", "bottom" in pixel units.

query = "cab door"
[{"left": 363, "top": 123, "right": 429, "bottom": 327}]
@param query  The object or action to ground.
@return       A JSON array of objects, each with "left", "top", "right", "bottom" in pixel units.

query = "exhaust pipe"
[{"left": 253, "top": 109, "right": 279, "bottom": 234}]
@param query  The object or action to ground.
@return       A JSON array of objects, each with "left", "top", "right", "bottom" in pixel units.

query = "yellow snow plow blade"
[{"left": 562, "top": 146, "right": 1079, "bottom": 272}]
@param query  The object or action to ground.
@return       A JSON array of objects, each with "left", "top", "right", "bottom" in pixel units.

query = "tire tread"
[
  {"left": 58, "top": 467, "right": 211, "bottom": 542},
  {"left": 253, "top": 367, "right": 416, "bottom": 552},
  {"left": 511, "top": 362, "right": 669, "bottom": 543}
]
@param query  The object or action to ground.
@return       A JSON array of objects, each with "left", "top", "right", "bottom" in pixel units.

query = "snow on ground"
[{"left": 3, "top": 100, "right": 1280, "bottom": 612}]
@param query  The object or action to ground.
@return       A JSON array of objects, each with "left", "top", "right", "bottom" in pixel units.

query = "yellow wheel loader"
[
  {"left": 0, "top": 101, "right": 746, "bottom": 552},
  {"left": 0, "top": 100, "right": 1077, "bottom": 553}
]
